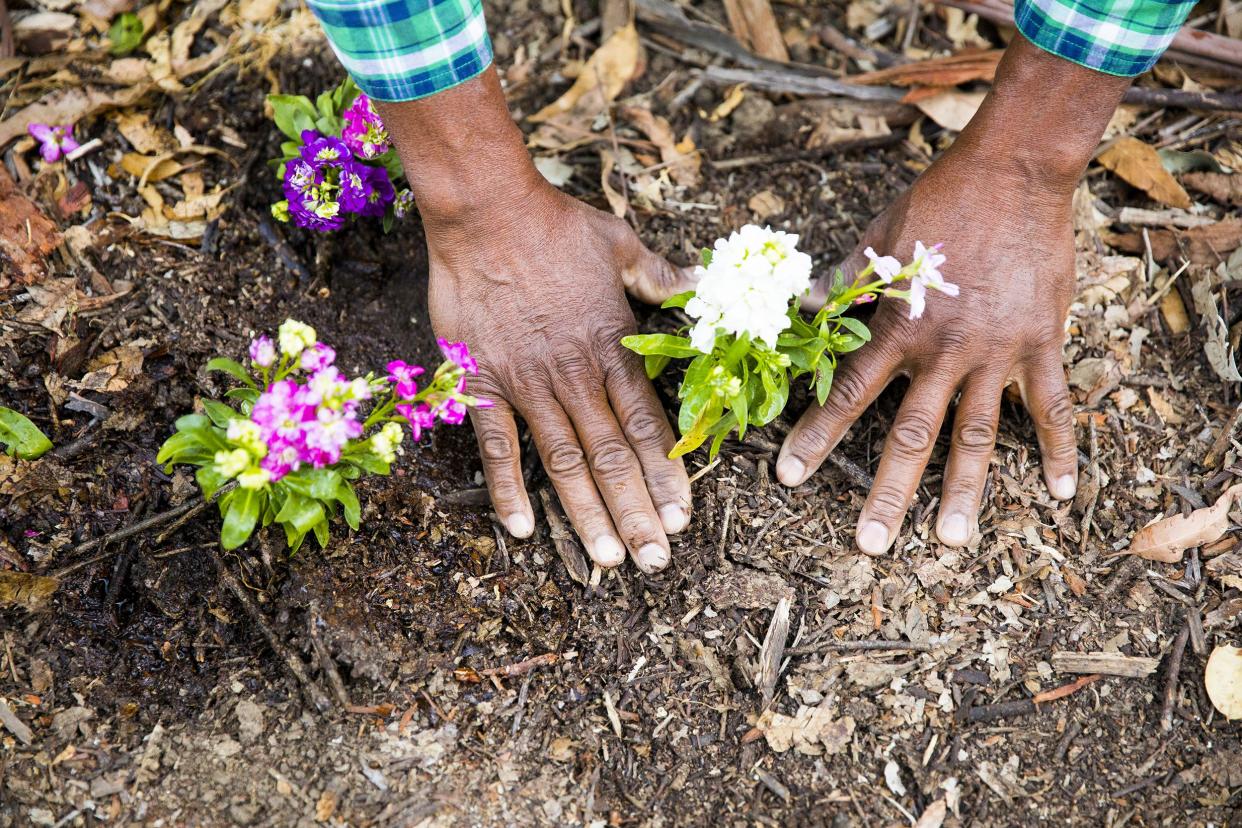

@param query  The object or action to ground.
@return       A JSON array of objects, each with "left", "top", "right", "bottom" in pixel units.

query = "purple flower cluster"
[
  {"left": 281, "top": 129, "right": 395, "bottom": 231},
  {"left": 391, "top": 338, "right": 491, "bottom": 440},
  {"left": 248, "top": 345, "right": 370, "bottom": 481}
]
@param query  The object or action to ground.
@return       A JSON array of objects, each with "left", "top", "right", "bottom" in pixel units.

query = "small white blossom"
[
  {"left": 863, "top": 247, "right": 902, "bottom": 283},
  {"left": 237, "top": 467, "right": 273, "bottom": 490},
  {"left": 686, "top": 225, "right": 813, "bottom": 353},
  {"left": 905, "top": 241, "right": 958, "bottom": 320},
  {"left": 213, "top": 448, "right": 250, "bottom": 478},
  {"left": 226, "top": 419, "right": 265, "bottom": 457}
]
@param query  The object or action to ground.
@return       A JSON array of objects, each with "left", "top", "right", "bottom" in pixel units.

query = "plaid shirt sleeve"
[
  {"left": 304, "top": 0, "right": 493, "bottom": 102},
  {"left": 1014, "top": 0, "right": 1196, "bottom": 76}
]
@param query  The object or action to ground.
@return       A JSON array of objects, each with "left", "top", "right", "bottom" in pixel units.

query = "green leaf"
[
  {"left": 312, "top": 519, "right": 330, "bottom": 548},
  {"left": 225, "top": 387, "right": 261, "bottom": 412},
  {"left": 754, "top": 368, "right": 789, "bottom": 426},
  {"left": 221, "top": 488, "right": 262, "bottom": 550},
  {"left": 337, "top": 481, "right": 360, "bottom": 530},
  {"left": 347, "top": 452, "right": 391, "bottom": 475},
  {"left": 681, "top": 355, "right": 713, "bottom": 399},
  {"left": 835, "top": 316, "right": 872, "bottom": 342},
  {"left": 382, "top": 210, "right": 395, "bottom": 234},
  {"left": 660, "top": 290, "right": 695, "bottom": 310},
  {"left": 314, "top": 115, "right": 340, "bottom": 137},
  {"left": 643, "top": 353, "right": 671, "bottom": 379},
  {"left": 108, "top": 12, "right": 144, "bottom": 56},
  {"left": 815, "top": 360, "right": 835, "bottom": 406},
  {"left": 0, "top": 407, "right": 53, "bottom": 459},
  {"left": 175, "top": 413, "right": 212, "bottom": 432},
  {"left": 316, "top": 89, "right": 336, "bottom": 120},
  {"left": 830, "top": 333, "right": 867, "bottom": 354},
  {"left": 204, "top": 357, "right": 256, "bottom": 388},
  {"left": 378, "top": 150, "right": 404, "bottom": 181},
  {"left": 699, "top": 247, "right": 713, "bottom": 268},
  {"left": 196, "top": 465, "right": 229, "bottom": 500},
  {"left": 202, "top": 400, "right": 240, "bottom": 429},
  {"left": 621, "top": 333, "right": 701, "bottom": 359},
  {"left": 268, "top": 95, "right": 318, "bottom": 141},
  {"left": 275, "top": 493, "right": 325, "bottom": 535}
]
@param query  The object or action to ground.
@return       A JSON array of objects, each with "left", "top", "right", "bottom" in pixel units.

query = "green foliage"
[
  {"left": 156, "top": 397, "right": 376, "bottom": 553},
  {"left": 624, "top": 269, "right": 869, "bottom": 460},
  {"left": 108, "top": 12, "right": 144, "bottom": 56},
  {"left": 0, "top": 407, "right": 53, "bottom": 460}
]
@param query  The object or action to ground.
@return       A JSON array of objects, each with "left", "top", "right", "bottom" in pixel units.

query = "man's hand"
[
  {"left": 777, "top": 36, "right": 1131, "bottom": 554},
  {"left": 376, "top": 69, "right": 693, "bottom": 573}
]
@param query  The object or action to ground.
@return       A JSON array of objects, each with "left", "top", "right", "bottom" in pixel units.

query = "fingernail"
[
  {"left": 1050, "top": 474, "right": 1077, "bottom": 501},
  {"left": 507, "top": 513, "right": 534, "bottom": 538},
  {"left": 938, "top": 513, "right": 969, "bottom": 546},
  {"left": 659, "top": 504, "right": 689, "bottom": 534},
  {"left": 591, "top": 536, "right": 626, "bottom": 567},
  {"left": 856, "top": 521, "right": 890, "bottom": 555},
  {"left": 637, "top": 543, "right": 670, "bottom": 573},
  {"left": 776, "top": 457, "right": 806, "bottom": 486}
]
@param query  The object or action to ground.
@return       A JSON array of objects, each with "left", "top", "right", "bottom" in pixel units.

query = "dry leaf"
[
  {"left": 0, "top": 571, "right": 59, "bottom": 610},
  {"left": 0, "top": 166, "right": 61, "bottom": 288},
  {"left": 1205, "top": 645, "right": 1242, "bottom": 720},
  {"left": 1183, "top": 172, "right": 1242, "bottom": 207},
  {"left": 942, "top": 7, "right": 990, "bottom": 49},
  {"left": 1104, "top": 218, "right": 1242, "bottom": 265},
  {"left": 1191, "top": 270, "right": 1242, "bottom": 382},
  {"left": 75, "top": 345, "right": 144, "bottom": 393},
  {"left": 0, "top": 83, "right": 151, "bottom": 149},
  {"left": 239, "top": 0, "right": 280, "bottom": 22},
  {"left": 760, "top": 704, "right": 854, "bottom": 756},
  {"left": 1146, "top": 387, "right": 1184, "bottom": 424},
  {"left": 529, "top": 24, "right": 641, "bottom": 124},
  {"left": 748, "top": 189, "right": 785, "bottom": 221},
  {"left": 1159, "top": 289, "right": 1190, "bottom": 334},
  {"left": 117, "top": 153, "right": 184, "bottom": 182},
  {"left": 1097, "top": 137, "right": 1192, "bottom": 209},
  {"left": 598, "top": 148, "right": 628, "bottom": 218},
  {"left": 534, "top": 156, "right": 574, "bottom": 187},
  {"left": 116, "top": 112, "right": 176, "bottom": 155},
  {"left": 913, "top": 89, "right": 986, "bottom": 132},
  {"left": 853, "top": 50, "right": 1001, "bottom": 88},
  {"left": 1128, "top": 483, "right": 1242, "bottom": 562},
  {"left": 708, "top": 85, "right": 746, "bottom": 122},
  {"left": 620, "top": 105, "right": 700, "bottom": 187}
]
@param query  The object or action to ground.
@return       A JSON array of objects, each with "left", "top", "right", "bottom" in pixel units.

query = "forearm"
[
  {"left": 372, "top": 68, "right": 543, "bottom": 226},
  {"left": 949, "top": 34, "right": 1131, "bottom": 194}
]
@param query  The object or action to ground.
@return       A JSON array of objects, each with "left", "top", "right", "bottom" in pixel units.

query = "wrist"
[
  {"left": 373, "top": 67, "right": 547, "bottom": 226},
  {"left": 950, "top": 34, "right": 1131, "bottom": 194}
]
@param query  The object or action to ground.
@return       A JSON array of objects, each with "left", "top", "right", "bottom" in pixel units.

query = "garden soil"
[{"left": 2, "top": 1, "right": 1240, "bottom": 826}]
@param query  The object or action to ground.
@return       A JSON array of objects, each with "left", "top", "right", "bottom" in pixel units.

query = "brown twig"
[
  {"left": 1032, "top": 673, "right": 1101, "bottom": 705},
  {"left": 210, "top": 553, "right": 332, "bottom": 714},
  {"left": 479, "top": 652, "right": 558, "bottom": 678},
  {"left": 308, "top": 606, "right": 351, "bottom": 708},
  {"left": 786, "top": 638, "right": 931, "bottom": 655},
  {"left": 539, "top": 490, "right": 591, "bottom": 586},
  {"left": 1160, "top": 624, "right": 1190, "bottom": 732}
]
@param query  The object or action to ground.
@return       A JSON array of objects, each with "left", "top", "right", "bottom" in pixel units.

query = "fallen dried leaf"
[
  {"left": 759, "top": 704, "right": 854, "bottom": 755},
  {"left": 1104, "top": 219, "right": 1242, "bottom": 265},
  {"left": 529, "top": 23, "right": 641, "bottom": 124},
  {"left": 1183, "top": 171, "right": 1242, "bottom": 207},
  {"left": 620, "top": 105, "right": 700, "bottom": 187},
  {"left": 116, "top": 111, "right": 177, "bottom": 155},
  {"left": 1128, "top": 484, "right": 1242, "bottom": 562},
  {"left": 1098, "top": 137, "right": 1192, "bottom": 209},
  {"left": 0, "top": 166, "right": 61, "bottom": 288},
  {"left": 1205, "top": 645, "right": 1242, "bottom": 720},
  {"left": 0, "top": 571, "right": 59, "bottom": 610},
  {"left": 748, "top": 189, "right": 785, "bottom": 221},
  {"left": 913, "top": 89, "right": 986, "bottom": 132}
]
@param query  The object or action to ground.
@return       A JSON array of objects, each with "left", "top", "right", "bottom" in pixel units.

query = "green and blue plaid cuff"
[
  {"left": 1015, "top": 0, "right": 1196, "bottom": 76},
  {"left": 305, "top": 0, "right": 493, "bottom": 102}
]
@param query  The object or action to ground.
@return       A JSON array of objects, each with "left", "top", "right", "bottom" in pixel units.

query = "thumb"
[{"left": 622, "top": 247, "right": 699, "bottom": 306}]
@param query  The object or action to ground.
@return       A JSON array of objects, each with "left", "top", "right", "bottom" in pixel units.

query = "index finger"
[{"left": 777, "top": 349, "right": 898, "bottom": 486}]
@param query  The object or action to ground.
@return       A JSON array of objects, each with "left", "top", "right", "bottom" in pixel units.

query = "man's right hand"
[{"left": 376, "top": 69, "right": 693, "bottom": 573}]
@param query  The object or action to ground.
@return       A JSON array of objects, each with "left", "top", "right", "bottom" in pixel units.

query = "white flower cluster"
[{"left": 685, "top": 225, "right": 813, "bottom": 353}]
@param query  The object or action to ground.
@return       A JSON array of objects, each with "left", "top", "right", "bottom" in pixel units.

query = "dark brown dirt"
[{"left": 2, "top": 2, "right": 1241, "bottom": 827}]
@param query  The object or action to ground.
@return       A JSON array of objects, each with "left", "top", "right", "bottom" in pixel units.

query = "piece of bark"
[
  {"left": 1103, "top": 217, "right": 1242, "bottom": 265},
  {"left": 0, "top": 167, "right": 61, "bottom": 288},
  {"left": 1183, "top": 172, "right": 1242, "bottom": 207},
  {"left": 0, "top": 698, "right": 33, "bottom": 744},
  {"left": 601, "top": 0, "right": 631, "bottom": 40},
  {"left": 851, "top": 49, "right": 1002, "bottom": 87},
  {"left": 539, "top": 489, "right": 590, "bottom": 587},
  {"left": 723, "top": 0, "right": 789, "bottom": 63},
  {"left": 757, "top": 596, "right": 791, "bottom": 705},
  {"left": 1051, "top": 651, "right": 1161, "bottom": 678}
]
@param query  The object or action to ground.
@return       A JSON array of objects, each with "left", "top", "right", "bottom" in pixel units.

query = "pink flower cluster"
[
  {"left": 249, "top": 349, "right": 370, "bottom": 482},
  {"left": 390, "top": 338, "right": 491, "bottom": 440}
]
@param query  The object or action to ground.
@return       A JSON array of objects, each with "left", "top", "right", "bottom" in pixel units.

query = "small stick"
[
  {"left": 308, "top": 607, "right": 351, "bottom": 708},
  {"left": 479, "top": 652, "right": 558, "bottom": 678},
  {"left": 964, "top": 699, "right": 1036, "bottom": 723},
  {"left": 210, "top": 553, "right": 332, "bottom": 714},
  {"left": 1160, "top": 624, "right": 1190, "bottom": 732},
  {"left": 830, "top": 454, "right": 875, "bottom": 489},
  {"left": 1032, "top": 674, "right": 1101, "bottom": 704},
  {"left": 786, "top": 638, "right": 931, "bottom": 655},
  {"left": 540, "top": 490, "right": 590, "bottom": 587}
]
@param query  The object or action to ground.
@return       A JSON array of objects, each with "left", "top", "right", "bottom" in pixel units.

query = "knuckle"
[
  {"left": 479, "top": 431, "right": 516, "bottom": 464},
  {"left": 1037, "top": 392, "right": 1074, "bottom": 428},
  {"left": 622, "top": 407, "right": 669, "bottom": 447},
  {"left": 792, "top": 415, "right": 833, "bottom": 459},
  {"left": 587, "top": 439, "right": 636, "bottom": 481},
  {"left": 544, "top": 441, "right": 588, "bottom": 476},
  {"left": 554, "top": 347, "right": 598, "bottom": 386},
  {"left": 889, "top": 411, "right": 938, "bottom": 456},
  {"left": 955, "top": 416, "right": 997, "bottom": 452},
  {"left": 867, "top": 486, "right": 908, "bottom": 521},
  {"left": 825, "top": 371, "right": 870, "bottom": 417},
  {"left": 616, "top": 511, "right": 658, "bottom": 546}
]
